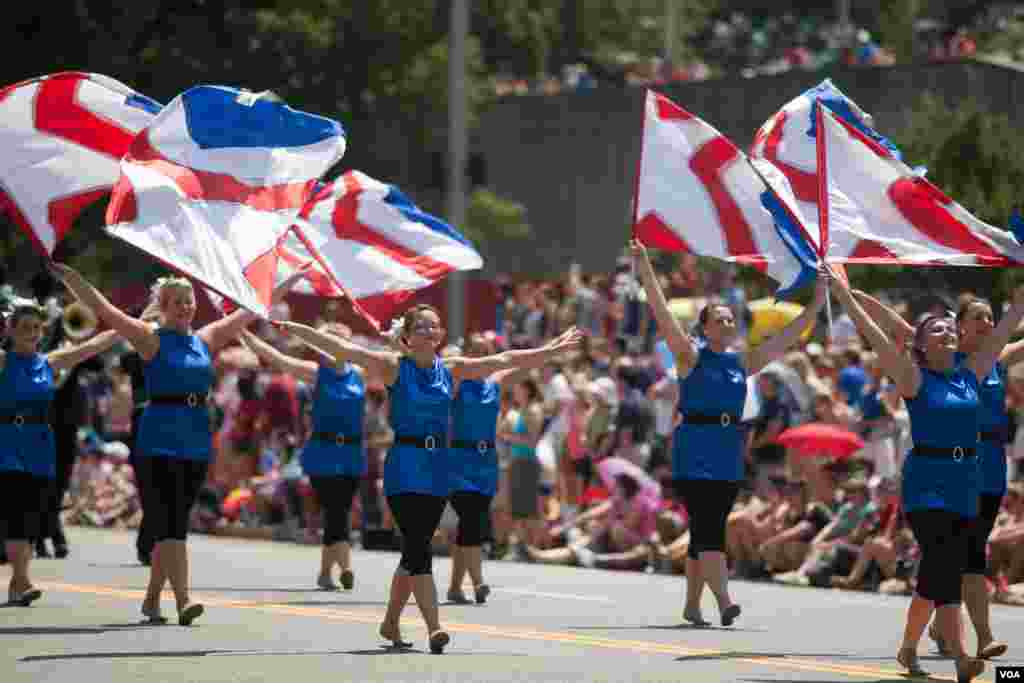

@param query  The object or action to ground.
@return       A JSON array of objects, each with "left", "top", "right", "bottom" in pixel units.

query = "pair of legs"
[
  {"left": 674, "top": 479, "right": 741, "bottom": 626},
  {"left": 138, "top": 456, "right": 207, "bottom": 625},
  {"left": 898, "top": 510, "right": 984, "bottom": 682},
  {"left": 726, "top": 509, "right": 781, "bottom": 571},
  {"left": 447, "top": 491, "right": 493, "bottom": 603},
  {"left": 309, "top": 475, "right": 359, "bottom": 590},
  {"left": 129, "top": 423, "right": 155, "bottom": 564},
  {"left": 928, "top": 494, "right": 1007, "bottom": 660},
  {"left": 382, "top": 493, "right": 449, "bottom": 653},
  {"left": 831, "top": 535, "right": 902, "bottom": 588},
  {"left": 1, "top": 471, "right": 47, "bottom": 604},
  {"left": 526, "top": 525, "right": 650, "bottom": 570}
]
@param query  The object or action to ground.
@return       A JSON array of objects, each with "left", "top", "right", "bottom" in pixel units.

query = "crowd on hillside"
[{"left": 7, "top": 257, "right": 1024, "bottom": 606}]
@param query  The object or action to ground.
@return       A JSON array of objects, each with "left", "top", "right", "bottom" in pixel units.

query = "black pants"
[
  {"left": 673, "top": 478, "right": 740, "bottom": 560},
  {"left": 449, "top": 490, "right": 493, "bottom": 547},
  {"left": 966, "top": 493, "right": 1004, "bottom": 575},
  {"left": 128, "top": 409, "right": 154, "bottom": 557},
  {"left": 907, "top": 509, "right": 969, "bottom": 606},
  {"left": 309, "top": 475, "right": 360, "bottom": 545},
  {"left": 0, "top": 471, "right": 49, "bottom": 541},
  {"left": 40, "top": 426, "right": 77, "bottom": 547},
  {"left": 387, "top": 493, "right": 446, "bottom": 576},
  {"left": 137, "top": 456, "right": 208, "bottom": 542}
]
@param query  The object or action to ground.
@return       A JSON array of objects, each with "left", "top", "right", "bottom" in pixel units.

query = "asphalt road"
[{"left": 3, "top": 527, "right": 1023, "bottom": 683}]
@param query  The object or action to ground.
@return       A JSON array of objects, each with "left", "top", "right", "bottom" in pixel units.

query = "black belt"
[
  {"left": 149, "top": 393, "right": 209, "bottom": 408},
  {"left": 981, "top": 428, "right": 1010, "bottom": 444},
  {"left": 312, "top": 431, "right": 362, "bottom": 447},
  {"left": 0, "top": 414, "right": 48, "bottom": 426},
  {"left": 912, "top": 445, "right": 977, "bottom": 461},
  {"left": 683, "top": 412, "right": 740, "bottom": 427},
  {"left": 395, "top": 435, "right": 445, "bottom": 451},
  {"left": 452, "top": 439, "right": 495, "bottom": 454}
]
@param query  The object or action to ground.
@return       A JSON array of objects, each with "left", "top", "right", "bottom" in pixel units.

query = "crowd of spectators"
[{"left": 7, "top": 257, "right": 1024, "bottom": 606}]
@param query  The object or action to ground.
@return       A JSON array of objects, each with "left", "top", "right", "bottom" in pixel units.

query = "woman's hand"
[
  {"left": 545, "top": 326, "right": 583, "bottom": 354},
  {"left": 270, "top": 263, "right": 312, "bottom": 306},
  {"left": 630, "top": 239, "right": 649, "bottom": 266}
]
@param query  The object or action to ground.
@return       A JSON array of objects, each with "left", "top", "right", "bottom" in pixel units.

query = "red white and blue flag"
[
  {"left": 282, "top": 170, "right": 483, "bottom": 329},
  {"left": 754, "top": 79, "right": 1024, "bottom": 265},
  {"left": 106, "top": 86, "right": 346, "bottom": 317},
  {"left": 0, "top": 72, "right": 161, "bottom": 255},
  {"left": 634, "top": 90, "right": 817, "bottom": 298}
]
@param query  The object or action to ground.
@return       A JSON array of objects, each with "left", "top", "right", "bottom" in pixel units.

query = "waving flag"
[
  {"left": 106, "top": 86, "right": 346, "bottom": 317},
  {"left": 634, "top": 90, "right": 816, "bottom": 298},
  {"left": 816, "top": 104, "right": 1024, "bottom": 265},
  {"left": 283, "top": 170, "right": 483, "bottom": 329},
  {"left": 0, "top": 72, "right": 161, "bottom": 255}
]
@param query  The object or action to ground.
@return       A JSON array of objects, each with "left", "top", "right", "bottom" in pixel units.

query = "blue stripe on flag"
[
  {"left": 802, "top": 80, "right": 903, "bottom": 160},
  {"left": 760, "top": 189, "right": 818, "bottom": 300},
  {"left": 125, "top": 93, "right": 162, "bottom": 115},
  {"left": 382, "top": 187, "right": 474, "bottom": 247},
  {"left": 181, "top": 86, "right": 344, "bottom": 150}
]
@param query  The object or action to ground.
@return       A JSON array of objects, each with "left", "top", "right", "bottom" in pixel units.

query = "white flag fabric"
[
  {"left": 105, "top": 86, "right": 346, "bottom": 317},
  {"left": 0, "top": 72, "right": 160, "bottom": 254}
]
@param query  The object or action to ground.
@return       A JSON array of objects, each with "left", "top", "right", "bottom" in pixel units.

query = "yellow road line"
[{"left": 35, "top": 581, "right": 985, "bottom": 682}]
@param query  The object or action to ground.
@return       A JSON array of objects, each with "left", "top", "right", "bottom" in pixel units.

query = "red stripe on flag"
[
  {"left": 106, "top": 174, "right": 138, "bottom": 224},
  {"left": 635, "top": 213, "right": 694, "bottom": 252},
  {"left": 242, "top": 247, "right": 279, "bottom": 311},
  {"left": 35, "top": 73, "right": 136, "bottom": 160},
  {"left": 278, "top": 245, "right": 344, "bottom": 297},
  {"left": 761, "top": 111, "right": 818, "bottom": 203},
  {"left": 125, "top": 132, "right": 313, "bottom": 212},
  {"left": 689, "top": 135, "right": 764, "bottom": 270},
  {"left": 653, "top": 92, "right": 694, "bottom": 121},
  {"left": 328, "top": 177, "right": 455, "bottom": 281},
  {"left": 887, "top": 177, "right": 1004, "bottom": 263},
  {"left": 815, "top": 105, "right": 830, "bottom": 260},
  {"left": 848, "top": 239, "right": 899, "bottom": 261},
  {"left": 355, "top": 289, "right": 422, "bottom": 325},
  {"left": 48, "top": 188, "right": 109, "bottom": 243}
]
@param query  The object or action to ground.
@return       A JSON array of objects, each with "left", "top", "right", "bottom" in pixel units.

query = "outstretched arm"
[
  {"left": 276, "top": 321, "right": 400, "bottom": 385},
  {"left": 966, "top": 285, "right": 1024, "bottom": 381},
  {"left": 49, "top": 263, "right": 159, "bottom": 359},
  {"left": 631, "top": 239, "right": 697, "bottom": 375},
  {"left": 745, "top": 279, "right": 827, "bottom": 374},
  {"left": 47, "top": 329, "right": 121, "bottom": 372},
  {"left": 239, "top": 330, "right": 318, "bottom": 384},
  {"left": 827, "top": 265, "right": 921, "bottom": 398},
  {"left": 447, "top": 327, "right": 582, "bottom": 382},
  {"left": 198, "top": 268, "right": 310, "bottom": 353},
  {"left": 853, "top": 290, "right": 913, "bottom": 350}
]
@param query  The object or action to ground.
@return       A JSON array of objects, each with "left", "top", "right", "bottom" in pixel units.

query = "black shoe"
[
  {"left": 138, "top": 551, "right": 151, "bottom": 566},
  {"left": 54, "top": 544, "right": 69, "bottom": 559},
  {"left": 35, "top": 541, "right": 51, "bottom": 559}
]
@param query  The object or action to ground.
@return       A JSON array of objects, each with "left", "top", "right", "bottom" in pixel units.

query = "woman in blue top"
[
  {"left": 241, "top": 324, "right": 368, "bottom": 592},
  {"left": 51, "top": 263, "right": 301, "bottom": 626},
  {"left": 0, "top": 300, "right": 120, "bottom": 606},
  {"left": 833, "top": 269, "right": 1024, "bottom": 682},
  {"left": 856, "top": 290, "right": 1024, "bottom": 663},
  {"left": 278, "top": 306, "right": 581, "bottom": 654},
  {"left": 446, "top": 332, "right": 539, "bottom": 606},
  {"left": 633, "top": 240, "right": 826, "bottom": 628}
]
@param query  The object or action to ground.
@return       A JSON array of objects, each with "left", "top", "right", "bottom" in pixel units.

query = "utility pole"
[
  {"left": 447, "top": 0, "right": 468, "bottom": 342},
  {"left": 665, "top": 0, "right": 678, "bottom": 65}
]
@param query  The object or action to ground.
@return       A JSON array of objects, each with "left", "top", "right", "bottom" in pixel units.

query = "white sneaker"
[{"left": 575, "top": 547, "right": 596, "bottom": 568}]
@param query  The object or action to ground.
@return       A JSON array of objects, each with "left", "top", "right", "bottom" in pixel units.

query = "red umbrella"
[{"left": 776, "top": 423, "right": 865, "bottom": 460}]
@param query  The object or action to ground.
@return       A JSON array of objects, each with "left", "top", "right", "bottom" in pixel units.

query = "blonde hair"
[{"left": 147, "top": 276, "right": 193, "bottom": 318}]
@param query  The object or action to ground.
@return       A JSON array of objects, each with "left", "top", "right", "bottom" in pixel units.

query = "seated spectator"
[
  {"left": 726, "top": 477, "right": 791, "bottom": 578},
  {"left": 990, "top": 483, "right": 1024, "bottom": 593},
  {"left": 758, "top": 481, "right": 832, "bottom": 575},
  {"left": 831, "top": 481, "right": 918, "bottom": 591}
]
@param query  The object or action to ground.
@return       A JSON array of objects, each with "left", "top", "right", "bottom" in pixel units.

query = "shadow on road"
[
  {"left": 567, "top": 623, "right": 766, "bottom": 633},
  {"left": 22, "top": 647, "right": 528, "bottom": 662},
  {"left": 0, "top": 624, "right": 161, "bottom": 635},
  {"left": 274, "top": 600, "right": 388, "bottom": 607}
]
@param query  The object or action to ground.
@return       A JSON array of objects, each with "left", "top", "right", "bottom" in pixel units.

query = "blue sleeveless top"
[
  {"left": 136, "top": 329, "right": 215, "bottom": 461},
  {"left": 383, "top": 356, "right": 453, "bottom": 497},
  {"left": 0, "top": 352, "right": 56, "bottom": 478},
  {"left": 448, "top": 379, "right": 500, "bottom": 496},
  {"left": 902, "top": 364, "right": 981, "bottom": 517},
  {"left": 672, "top": 347, "right": 747, "bottom": 482},
  {"left": 301, "top": 363, "right": 367, "bottom": 477},
  {"left": 955, "top": 352, "right": 1008, "bottom": 496}
]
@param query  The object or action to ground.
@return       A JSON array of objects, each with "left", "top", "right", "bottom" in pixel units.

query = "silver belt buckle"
[
  {"left": 952, "top": 446, "right": 965, "bottom": 462},
  {"left": 424, "top": 435, "right": 437, "bottom": 452},
  {"left": 477, "top": 440, "right": 488, "bottom": 455},
  {"left": 186, "top": 393, "right": 199, "bottom": 408},
  {"left": 335, "top": 434, "right": 346, "bottom": 446},
  {"left": 720, "top": 413, "right": 732, "bottom": 427},
  {"left": 13, "top": 415, "right": 25, "bottom": 427}
]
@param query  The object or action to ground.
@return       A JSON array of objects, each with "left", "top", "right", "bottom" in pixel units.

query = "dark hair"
[
  {"left": 615, "top": 473, "right": 641, "bottom": 500},
  {"left": 693, "top": 301, "right": 731, "bottom": 339},
  {"left": 402, "top": 304, "right": 442, "bottom": 339}
]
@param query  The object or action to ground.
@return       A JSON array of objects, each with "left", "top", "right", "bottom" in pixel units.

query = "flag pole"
[
  {"left": 814, "top": 103, "right": 834, "bottom": 343},
  {"left": 629, "top": 90, "right": 650, "bottom": 295}
]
